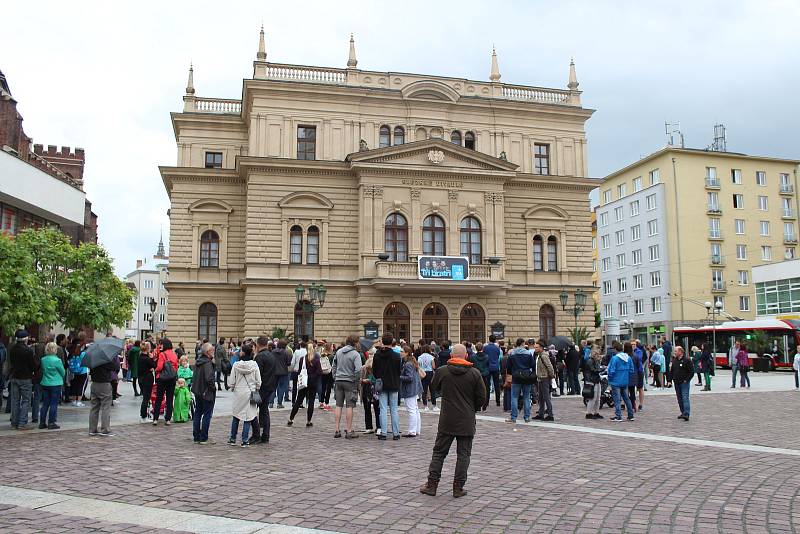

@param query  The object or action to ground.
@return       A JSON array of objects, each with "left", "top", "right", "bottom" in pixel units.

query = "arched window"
[
  {"left": 539, "top": 304, "right": 556, "bottom": 342},
  {"left": 464, "top": 131, "right": 476, "bottom": 150},
  {"left": 307, "top": 226, "right": 319, "bottom": 265},
  {"left": 423, "top": 214, "right": 446, "bottom": 256},
  {"left": 200, "top": 230, "right": 219, "bottom": 268},
  {"left": 198, "top": 302, "right": 217, "bottom": 341},
  {"left": 450, "top": 130, "right": 462, "bottom": 146},
  {"left": 547, "top": 236, "right": 558, "bottom": 271},
  {"left": 294, "top": 302, "right": 314, "bottom": 340},
  {"left": 422, "top": 302, "right": 448, "bottom": 344},
  {"left": 290, "top": 225, "right": 303, "bottom": 264},
  {"left": 384, "top": 213, "right": 408, "bottom": 262},
  {"left": 460, "top": 303, "right": 485, "bottom": 343},
  {"left": 460, "top": 217, "right": 482, "bottom": 264},
  {"left": 533, "top": 235, "right": 543, "bottom": 271},
  {"left": 383, "top": 302, "right": 410, "bottom": 342},
  {"left": 393, "top": 126, "right": 405, "bottom": 145},
  {"left": 379, "top": 125, "right": 391, "bottom": 148},
  {"left": 416, "top": 127, "right": 427, "bottom": 141}
]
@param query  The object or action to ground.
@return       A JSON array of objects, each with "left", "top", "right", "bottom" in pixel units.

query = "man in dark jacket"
[
  {"left": 271, "top": 340, "right": 290, "bottom": 409},
  {"left": 671, "top": 346, "right": 693, "bottom": 421},
  {"left": 483, "top": 335, "right": 502, "bottom": 407},
  {"left": 252, "top": 337, "right": 277, "bottom": 444},
  {"left": 372, "top": 335, "right": 402, "bottom": 440},
  {"left": 565, "top": 345, "right": 581, "bottom": 395},
  {"left": 420, "top": 343, "right": 485, "bottom": 498},
  {"left": 8, "top": 330, "right": 38, "bottom": 430},
  {"left": 214, "top": 337, "right": 228, "bottom": 390},
  {"left": 192, "top": 342, "right": 217, "bottom": 443},
  {"left": 88, "top": 350, "right": 121, "bottom": 436}
]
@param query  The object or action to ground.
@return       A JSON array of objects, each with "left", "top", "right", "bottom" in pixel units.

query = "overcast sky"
[{"left": 3, "top": 0, "right": 798, "bottom": 275}]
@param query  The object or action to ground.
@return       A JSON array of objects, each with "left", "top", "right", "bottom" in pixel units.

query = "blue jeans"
[
  {"left": 510, "top": 383, "right": 532, "bottom": 421},
  {"left": 9, "top": 378, "right": 32, "bottom": 427},
  {"left": 40, "top": 385, "right": 61, "bottom": 425},
  {"left": 277, "top": 375, "right": 290, "bottom": 403},
  {"left": 379, "top": 390, "right": 400, "bottom": 436},
  {"left": 230, "top": 417, "right": 251, "bottom": 444},
  {"left": 30, "top": 383, "right": 42, "bottom": 422},
  {"left": 611, "top": 385, "right": 634, "bottom": 419},
  {"left": 675, "top": 381, "right": 691, "bottom": 417},
  {"left": 193, "top": 397, "right": 215, "bottom": 442},
  {"left": 731, "top": 362, "right": 738, "bottom": 387}
]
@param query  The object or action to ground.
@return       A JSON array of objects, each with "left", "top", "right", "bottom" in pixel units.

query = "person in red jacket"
[{"left": 152, "top": 338, "right": 179, "bottom": 426}]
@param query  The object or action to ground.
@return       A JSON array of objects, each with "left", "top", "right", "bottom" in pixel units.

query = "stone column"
[
  {"left": 362, "top": 186, "right": 374, "bottom": 253},
  {"left": 448, "top": 190, "right": 459, "bottom": 255},
  {"left": 410, "top": 188, "right": 421, "bottom": 257},
  {"left": 372, "top": 186, "right": 384, "bottom": 254}
]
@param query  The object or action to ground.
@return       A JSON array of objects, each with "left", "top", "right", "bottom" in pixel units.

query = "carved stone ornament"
[
  {"left": 427, "top": 150, "right": 445, "bottom": 165},
  {"left": 359, "top": 139, "right": 369, "bottom": 152},
  {"left": 499, "top": 151, "right": 508, "bottom": 161},
  {"left": 410, "top": 188, "right": 421, "bottom": 200}
]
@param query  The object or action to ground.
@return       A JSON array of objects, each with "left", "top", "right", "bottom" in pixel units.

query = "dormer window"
[
  {"left": 464, "top": 131, "right": 475, "bottom": 150},
  {"left": 379, "top": 125, "right": 391, "bottom": 148},
  {"left": 450, "top": 130, "right": 462, "bottom": 146}
]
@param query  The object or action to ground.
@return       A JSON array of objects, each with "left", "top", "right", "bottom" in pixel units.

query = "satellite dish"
[{"left": 785, "top": 249, "right": 794, "bottom": 260}]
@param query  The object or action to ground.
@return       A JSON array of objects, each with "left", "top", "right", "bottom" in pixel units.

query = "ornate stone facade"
[{"left": 160, "top": 34, "right": 599, "bottom": 345}]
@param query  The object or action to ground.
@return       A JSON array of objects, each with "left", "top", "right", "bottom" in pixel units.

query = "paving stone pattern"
[
  {"left": 0, "top": 503, "right": 189, "bottom": 534},
  {"left": 2, "top": 389, "right": 800, "bottom": 533}
]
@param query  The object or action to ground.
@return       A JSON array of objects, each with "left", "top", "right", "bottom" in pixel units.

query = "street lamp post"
[
  {"left": 294, "top": 282, "right": 327, "bottom": 340},
  {"left": 559, "top": 288, "right": 587, "bottom": 330},
  {"left": 704, "top": 300, "right": 724, "bottom": 359},
  {"left": 623, "top": 319, "right": 635, "bottom": 341},
  {"left": 149, "top": 298, "right": 157, "bottom": 337}
]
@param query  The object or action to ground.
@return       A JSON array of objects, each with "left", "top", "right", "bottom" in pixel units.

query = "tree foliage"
[
  {"left": 0, "top": 228, "right": 134, "bottom": 334},
  {"left": 569, "top": 326, "right": 591, "bottom": 344}
]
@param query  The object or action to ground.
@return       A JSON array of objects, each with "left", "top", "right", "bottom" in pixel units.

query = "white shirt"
[{"left": 292, "top": 348, "right": 307, "bottom": 372}]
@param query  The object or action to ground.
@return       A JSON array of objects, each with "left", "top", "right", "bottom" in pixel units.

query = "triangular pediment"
[{"left": 346, "top": 139, "right": 518, "bottom": 172}]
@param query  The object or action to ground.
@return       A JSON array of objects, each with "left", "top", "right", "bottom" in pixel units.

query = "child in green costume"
[{"left": 173, "top": 377, "right": 192, "bottom": 423}]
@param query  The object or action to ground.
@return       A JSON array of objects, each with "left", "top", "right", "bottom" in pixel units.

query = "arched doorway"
[
  {"left": 539, "top": 304, "right": 556, "bottom": 342},
  {"left": 383, "top": 302, "right": 410, "bottom": 342},
  {"left": 422, "top": 303, "right": 448, "bottom": 344},
  {"left": 294, "top": 302, "right": 314, "bottom": 341},
  {"left": 460, "top": 303, "right": 486, "bottom": 343}
]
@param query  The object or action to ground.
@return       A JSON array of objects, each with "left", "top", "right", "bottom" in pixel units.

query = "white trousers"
[{"left": 404, "top": 397, "right": 421, "bottom": 435}]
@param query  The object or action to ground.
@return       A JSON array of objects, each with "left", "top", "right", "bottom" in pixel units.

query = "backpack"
[
  {"left": 159, "top": 355, "right": 177, "bottom": 381},
  {"left": 320, "top": 355, "right": 332, "bottom": 374},
  {"left": 68, "top": 353, "right": 84, "bottom": 374}
]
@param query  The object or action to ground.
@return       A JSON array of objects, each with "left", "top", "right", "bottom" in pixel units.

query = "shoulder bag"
[
  {"left": 297, "top": 355, "right": 309, "bottom": 390},
  {"left": 242, "top": 372, "right": 262, "bottom": 406},
  {"left": 159, "top": 356, "right": 177, "bottom": 382}
]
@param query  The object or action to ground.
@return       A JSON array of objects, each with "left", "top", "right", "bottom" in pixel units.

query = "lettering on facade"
[{"left": 400, "top": 179, "right": 464, "bottom": 189}]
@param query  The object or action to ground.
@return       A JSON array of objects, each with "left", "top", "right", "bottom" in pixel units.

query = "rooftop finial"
[
  {"left": 489, "top": 46, "right": 501, "bottom": 82},
  {"left": 155, "top": 228, "right": 166, "bottom": 258},
  {"left": 568, "top": 57, "right": 578, "bottom": 90},
  {"left": 185, "top": 63, "right": 195, "bottom": 95},
  {"left": 347, "top": 33, "right": 358, "bottom": 69},
  {"left": 257, "top": 25, "right": 267, "bottom": 61}
]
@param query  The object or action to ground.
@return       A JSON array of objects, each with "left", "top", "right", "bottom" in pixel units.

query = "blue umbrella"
[{"left": 81, "top": 337, "right": 124, "bottom": 369}]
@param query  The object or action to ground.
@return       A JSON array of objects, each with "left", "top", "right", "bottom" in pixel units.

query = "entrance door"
[
  {"left": 460, "top": 303, "right": 486, "bottom": 343},
  {"left": 383, "top": 302, "right": 410, "bottom": 342},
  {"left": 422, "top": 303, "right": 448, "bottom": 344}
]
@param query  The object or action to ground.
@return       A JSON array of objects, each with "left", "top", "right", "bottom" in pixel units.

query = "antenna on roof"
[
  {"left": 706, "top": 124, "right": 727, "bottom": 152},
  {"left": 664, "top": 121, "right": 684, "bottom": 148}
]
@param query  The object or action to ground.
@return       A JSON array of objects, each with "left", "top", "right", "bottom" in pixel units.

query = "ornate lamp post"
[
  {"left": 559, "top": 288, "right": 587, "bottom": 330},
  {"left": 149, "top": 298, "right": 157, "bottom": 336},
  {"left": 705, "top": 300, "right": 724, "bottom": 359},
  {"left": 294, "top": 282, "right": 327, "bottom": 339}
]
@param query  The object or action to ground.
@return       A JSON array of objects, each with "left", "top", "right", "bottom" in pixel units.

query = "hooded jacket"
[
  {"left": 430, "top": 357, "right": 485, "bottom": 436},
  {"left": 400, "top": 360, "right": 423, "bottom": 399},
  {"left": 508, "top": 347, "right": 535, "bottom": 383},
  {"left": 607, "top": 351, "right": 634, "bottom": 388},
  {"left": 372, "top": 346, "right": 402, "bottom": 392},
  {"left": 468, "top": 351, "right": 490, "bottom": 377},
  {"left": 230, "top": 359, "right": 261, "bottom": 421},
  {"left": 271, "top": 348, "right": 290, "bottom": 376},
  {"left": 483, "top": 343, "right": 501, "bottom": 372},
  {"left": 331, "top": 345, "right": 363, "bottom": 384},
  {"left": 192, "top": 354, "right": 216, "bottom": 402}
]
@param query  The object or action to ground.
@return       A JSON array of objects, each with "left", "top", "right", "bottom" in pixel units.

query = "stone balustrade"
[
  {"left": 193, "top": 98, "right": 242, "bottom": 114},
  {"left": 374, "top": 261, "right": 498, "bottom": 281},
  {"left": 501, "top": 85, "right": 570, "bottom": 104},
  {"left": 266, "top": 64, "right": 347, "bottom": 84}
]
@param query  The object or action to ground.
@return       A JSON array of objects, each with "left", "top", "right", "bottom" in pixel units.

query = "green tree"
[
  {"left": 0, "top": 233, "right": 58, "bottom": 334},
  {"left": 569, "top": 326, "right": 591, "bottom": 344}
]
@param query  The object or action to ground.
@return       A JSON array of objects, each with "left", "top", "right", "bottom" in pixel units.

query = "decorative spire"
[
  {"left": 156, "top": 229, "right": 166, "bottom": 258},
  {"left": 568, "top": 57, "right": 579, "bottom": 90},
  {"left": 489, "top": 46, "right": 501, "bottom": 82},
  {"left": 347, "top": 33, "right": 358, "bottom": 69},
  {"left": 185, "top": 63, "right": 195, "bottom": 95},
  {"left": 257, "top": 25, "right": 267, "bottom": 61}
]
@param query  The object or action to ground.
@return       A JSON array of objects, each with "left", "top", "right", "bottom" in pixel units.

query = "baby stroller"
[{"left": 583, "top": 366, "right": 614, "bottom": 409}]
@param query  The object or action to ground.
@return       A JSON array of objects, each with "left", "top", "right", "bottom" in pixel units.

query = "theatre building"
[{"left": 160, "top": 31, "right": 599, "bottom": 346}]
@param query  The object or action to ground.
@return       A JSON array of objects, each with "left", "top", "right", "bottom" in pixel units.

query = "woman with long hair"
[
  {"left": 736, "top": 342, "right": 751, "bottom": 388},
  {"left": 288, "top": 342, "right": 322, "bottom": 427},
  {"left": 700, "top": 343, "right": 714, "bottom": 391},
  {"left": 138, "top": 342, "right": 157, "bottom": 422},
  {"left": 584, "top": 348, "right": 603, "bottom": 420},
  {"left": 400, "top": 345, "right": 422, "bottom": 437},
  {"left": 318, "top": 342, "right": 334, "bottom": 411}
]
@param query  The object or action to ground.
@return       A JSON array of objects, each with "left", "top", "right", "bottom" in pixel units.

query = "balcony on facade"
[
  {"left": 707, "top": 204, "right": 722, "bottom": 215},
  {"left": 783, "top": 208, "right": 796, "bottom": 219},
  {"left": 711, "top": 281, "right": 727, "bottom": 292},
  {"left": 708, "top": 229, "right": 723, "bottom": 240},
  {"left": 710, "top": 255, "right": 725, "bottom": 266},
  {"left": 365, "top": 260, "right": 508, "bottom": 294},
  {"left": 780, "top": 183, "right": 795, "bottom": 195},
  {"left": 785, "top": 233, "right": 798, "bottom": 244},
  {"left": 705, "top": 177, "right": 720, "bottom": 189}
]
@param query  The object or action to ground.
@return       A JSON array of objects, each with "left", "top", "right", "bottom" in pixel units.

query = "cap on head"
[{"left": 15, "top": 329, "right": 29, "bottom": 339}]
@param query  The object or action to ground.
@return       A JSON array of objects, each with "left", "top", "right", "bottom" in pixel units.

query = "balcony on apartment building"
[
  {"left": 710, "top": 254, "right": 725, "bottom": 266},
  {"left": 707, "top": 203, "right": 722, "bottom": 215},
  {"left": 780, "top": 183, "right": 795, "bottom": 195},
  {"left": 711, "top": 280, "right": 727, "bottom": 292},
  {"left": 705, "top": 177, "right": 721, "bottom": 189},
  {"left": 785, "top": 233, "right": 798, "bottom": 244},
  {"left": 708, "top": 229, "right": 723, "bottom": 240},
  {"left": 783, "top": 208, "right": 796, "bottom": 219}
]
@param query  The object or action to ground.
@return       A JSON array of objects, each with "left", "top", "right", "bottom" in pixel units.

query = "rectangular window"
[
  {"left": 709, "top": 218, "right": 721, "bottom": 238},
  {"left": 534, "top": 143, "right": 550, "bottom": 175},
  {"left": 712, "top": 269, "right": 724, "bottom": 290},
  {"left": 160, "top": 297, "right": 166, "bottom": 306},
  {"left": 602, "top": 190, "right": 611, "bottom": 205},
  {"left": 651, "top": 296, "right": 662, "bottom": 313},
  {"left": 707, "top": 192, "right": 719, "bottom": 210},
  {"left": 756, "top": 171, "right": 766, "bottom": 186},
  {"left": 159, "top": 313, "right": 165, "bottom": 322},
  {"left": 649, "top": 168, "right": 660, "bottom": 185},
  {"left": 599, "top": 212, "right": 609, "bottom": 227},
  {"left": 738, "top": 270, "right": 749, "bottom": 286},
  {"left": 758, "top": 196, "right": 768, "bottom": 211},
  {"left": 615, "top": 230, "right": 625, "bottom": 246},
  {"left": 618, "top": 301, "right": 628, "bottom": 317},
  {"left": 760, "top": 221, "right": 770, "bottom": 236},
  {"left": 632, "top": 249, "right": 642, "bottom": 265},
  {"left": 614, "top": 206, "right": 624, "bottom": 222},
  {"left": 630, "top": 200, "right": 640, "bottom": 217},
  {"left": 297, "top": 126, "right": 317, "bottom": 160},
  {"left": 786, "top": 248, "right": 796, "bottom": 259},
  {"left": 144, "top": 280, "right": 153, "bottom": 289},
  {"left": 731, "top": 169, "right": 742, "bottom": 184},
  {"left": 650, "top": 271, "right": 661, "bottom": 287},
  {"left": 618, "top": 278, "right": 627, "bottom": 292},
  {"left": 785, "top": 222, "right": 795, "bottom": 240},
  {"left": 631, "top": 225, "right": 641, "bottom": 241},
  {"left": 204, "top": 152, "right": 223, "bottom": 168},
  {"left": 739, "top": 296, "right": 750, "bottom": 311},
  {"left": 601, "top": 234, "right": 610, "bottom": 249},
  {"left": 593, "top": 259, "right": 598, "bottom": 272},
  {"left": 647, "top": 219, "right": 658, "bottom": 236},
  {"left": 735, "top": 219, "right": 745, "bottom": 234},
  {"left": 648, "top": 245, "right": 660, "bottom": 261},
  {"left": 736, "top": 244, "right": 747, "bottom": 260},
  {"left": 633, "top": 274, "right": 643, "bottom": 290},
  {"left": 706, "top": 167, "right": 717, "bottom": 179},
  {"left": 591, "top": 236, "right": 597, "bottom": 250},
  {"left": 601, "top": 257, "right": 611, "bottom": 272},
  {"left": 604, "top": 304, "right": 613, "bottom": 319},
  {"left": 616, "top": 253, "right": 626, "bottom": 269},
  {"left": 617, "top": 183, "right": 627, "bottom": 198},
  {"left": 733, "top": 194, "right": 744, "bottom": 209},
  {"left": 602, "top": 280, "right": 612, "bottom": 295},
  {"left": 783, "top": 197, "right": 793, "bottom": 216},
  {"left": 711, "top": 243, "right": 721, "bottom": 264},
  {"left": 646, "top": 194, "right": 656, "bottom": 211},
  {"left": 633, "top": 177, "right": 642, "bottom": 192},
  {"left": 1, "top": 205, "right": 18, "bottom": 235},
  {"left": 634, "top": 299, "right": 644, "bottom": 315},
  {"left": 780, "top": 173, "right": 791, "bottom": 186},
  {"left": 761, "top": 246, "right": 772, "bottom": 260}
]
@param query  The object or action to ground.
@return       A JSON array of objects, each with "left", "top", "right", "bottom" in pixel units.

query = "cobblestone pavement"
[{"left": 1, "top": 386, "right": 800, "bottom": 533}]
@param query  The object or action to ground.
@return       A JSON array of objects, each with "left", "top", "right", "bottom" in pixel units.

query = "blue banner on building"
[{"left": 417, "top": 256, "right": 470, "bottom": 280}]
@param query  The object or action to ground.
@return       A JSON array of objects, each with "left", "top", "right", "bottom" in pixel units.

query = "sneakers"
[
  {"left": 627, "top": 416, "right": 635, "bottom": 421},
  {"left": 38, "top": 423, "right": 47, "bottom": 429},
  {"left": 47, "top": 423, "right": 60, "bottom": 430},
  {"left": 593, "top": 414, "right": 604, "bottom": 420},
  {"left": 610, "top": 416, "right": 623, "bottom": 422},
  {"left": 392, "top": 435, "right": 400, "bottom": 441},
  {"left": 165, "top": 421, "right": 172, "bottom": 426},
  {"left": 76, "top": 402, "right": 85, "bottom": 407},
  {"left": 89, "top": 431, "right": 100, "bottom": 436},
  {"left": 585, "top": 414, "right": 594, "bottom": 419},
  {"left": 277, "top": 404, "right": 284, "bottom": 409},
  {"left": 152, "top": 420, "right": 158, "bottom": 426},
  {"left": 306, "top": 422, "right": 313, "bottom": 427},
  {"left": 345, "top": 431, "right": 359, "bottom": 439},
  {"left": 377, "top": 434, "right": 387, "bottom": 441},
  {"left": 523, "top": 418, "right": 530, "bottom": 423},
  {"left": 362, "top": 429, "right": 375, "bottom": 434},
  {"left": 544, "top": 416, "right": 554, "bottom": 421},
  {"left": 241, "top": 441, "right": 249, "bottom": 448},
  {"left": 532, "top": 415, "right": 543, "bottom": 421},
  {"left": 402, "top": 433, "right": 416, "bottom": 438},
  {"left": 505, "top": 418, "right": 515, "bottom": 423},
  {"left": 431, "top": 406, "right": 439, "bottom": 412},
  {"left": 287, "top": 420, "right": 293, "bottom": 426},
  {"left": 99, "top": 431, "right": 114, "bottom": 437},
  {"left": 334, "top": 430, "right": 342, "bottom": 438},
  {"left": 228, "top": 439, "right": 236, "bottom": 446}
]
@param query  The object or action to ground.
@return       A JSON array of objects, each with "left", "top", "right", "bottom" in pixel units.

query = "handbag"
[
  {"left": 418, "top": 368, "right": 426, "bottom": 380},
  {"left": 550, "top": 378, "right": 558, "bottom": 390},
  {"left": 297, "top": 356, "right": 308, "bottom": 390},
  {"left": 374, "top": 377, "right": 383, "bottom": 395},
  {"left": 320, "top": 355, "right": 332, "bottom": 375},
  {"left": 512, "top": 368, "right": 535, "bottom": 384},
  {"left": 582, "top": 381, "right": 595, "bottom": 399},
  {"left": 243, "top": 373, "right": 262, "bottom": 406}
]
